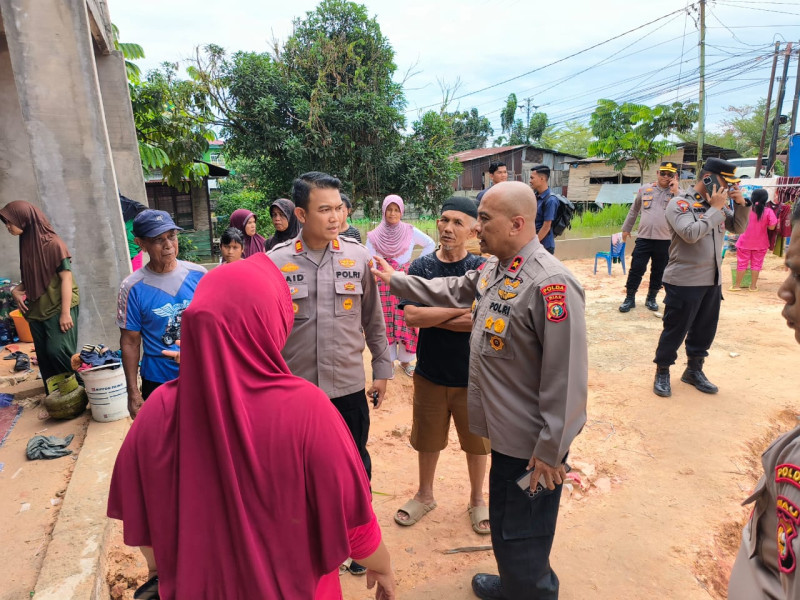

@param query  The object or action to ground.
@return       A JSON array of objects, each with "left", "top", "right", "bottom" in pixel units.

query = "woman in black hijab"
[{"left": 265, "top": 199, "right": 301, "bottom": 251}]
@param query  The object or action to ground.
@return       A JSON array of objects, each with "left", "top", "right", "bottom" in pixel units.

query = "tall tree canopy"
[
  {"left": 499, "top": 93, "right": 548, "bottom": 146},
  {"left": 192, "top": 0, "right": 458, "bottom": 213},
  {"left": 449, "top": 108, "right": 493, "bottom": 152},
  {"left": 588, "top": 100, "right": 698, "bottom": 178},
  {"left": 540, "top": 121, "right": 593, "bottom": 158}
]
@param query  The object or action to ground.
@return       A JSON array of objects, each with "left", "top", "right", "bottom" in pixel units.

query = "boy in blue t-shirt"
[{"left": 116, "top": 210, "right": 206, "bottom": 418}]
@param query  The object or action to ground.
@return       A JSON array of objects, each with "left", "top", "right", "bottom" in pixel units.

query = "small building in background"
[
  {"left": 565, "top": 142, "right": 740, "bottom": 209},
  {"left": 452, "top": 145, "right": 582, "bottom": 198},
  {"left": 144, "top": 140, "right": 229, "bottom": 259}
]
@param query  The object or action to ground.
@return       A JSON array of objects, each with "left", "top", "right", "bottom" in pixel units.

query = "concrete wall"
[{"left": 0, "top": 0, "right": 140, "bottom": 346}]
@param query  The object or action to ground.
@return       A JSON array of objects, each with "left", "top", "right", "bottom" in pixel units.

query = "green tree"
[
  {"left": 540, "top": 120, "right": 593, "bottom": 157},
  {"left": 131, "top": 63, "right": 216, "bottom": 190},
  {"left": 588, "top": 100, "right": 698, "bottom": 179},
  {"left": 194, "top": 0, "right": 408, "bottom": 210},
  {"left": 499, "top": 93, "right": 548, "bottom": 145},
  {"left": 449, "top": 107, "right": 493, "bottom": 151},
  {"left": 390, "top": 111, "right": 462, "bottom": 216}
]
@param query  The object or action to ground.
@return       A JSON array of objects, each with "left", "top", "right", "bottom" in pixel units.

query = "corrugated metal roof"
[{"left": 452, "top": 144, "right": 583, "bottom": 163}]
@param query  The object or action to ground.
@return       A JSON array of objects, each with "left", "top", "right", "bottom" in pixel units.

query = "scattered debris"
[
  {"left": 444, "top": 545, "right": 493, "bottom": 554},
  {"left": 19, "top": 503, "right": 30, "bottom": 513},
  {"left": 729, "top": 352, "right": 740, "bottom": 358}
]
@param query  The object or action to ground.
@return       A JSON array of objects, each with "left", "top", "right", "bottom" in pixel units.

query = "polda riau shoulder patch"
[
  {"left": 778, "top": 495, "right": 800, "bottom": 573},
  {"left": 776, "top": 464, "right": 800, "bottom": 491},
  {"left": 676, "top": 199, "right": 689, "bottom": 213},
  {"left": 541, "top": 283, "right": 568, "bottom": 323}
]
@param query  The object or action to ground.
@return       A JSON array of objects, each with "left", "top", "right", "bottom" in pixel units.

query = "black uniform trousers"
[
  {"left": 331, "top": 389, "right": 371, "bottom": 480},
  {"left": 654, "top": 283, "right": 722, "bottom": 367},
  {"left": 489, "top": 450, "right": 562, "bottom": 599},
  {"left": 625, "top": 238, "right": 671, "bottom": 295}
]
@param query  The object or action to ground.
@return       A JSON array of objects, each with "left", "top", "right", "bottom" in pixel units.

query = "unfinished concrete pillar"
[{"left": 0, "top": 0, "right": 131, "bottom": 346}]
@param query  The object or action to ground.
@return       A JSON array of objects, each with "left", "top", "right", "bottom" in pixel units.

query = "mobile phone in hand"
[
  {"left": 371, "top": 391, "right": 379, "bottom": 407},
  {"left": 516, "top": 464, "right": 572, "bottom": 500},
  {"left": 702, "top": 175, "right": 716, "bottom": 198}
]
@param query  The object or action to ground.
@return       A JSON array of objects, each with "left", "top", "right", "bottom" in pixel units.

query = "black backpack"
[{"left": 549, "top": 193, "right": 576, "bottom": 237}]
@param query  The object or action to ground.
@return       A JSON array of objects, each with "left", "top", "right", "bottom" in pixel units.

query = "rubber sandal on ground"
[
  {"left": 400, "top": 362, "right": 416, "bottom": 377},
  {"left": 394, "top": 498, "right": 437, "bottom": 526},
  {"left": 348, "top": 561, "right": 367, "bottom": 576},
  {"left": 133, "top": 575, "right": 159, "bottom": 600},
  {"left": 468, "top": 504, "right": 491, "bottom": 535},
  {"left": 728, "top": 286, "right": 740, "bottom": 292},
  {"left": 13, "top": 353, "right": 30, "bottom": 372},
  {"left": 749, "top": 287, "right": 759, "bottom": 292}
]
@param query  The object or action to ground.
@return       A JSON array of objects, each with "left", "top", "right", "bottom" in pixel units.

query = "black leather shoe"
[
  {"left": 619, "top": 294, "right": 636, "bottom": 313},
  {"left": 348, "top": 561, "right": 367, "bottom": 576},
  {"left": 134, "top": 575, "right": 159, "bottom": 600},
  {"left": 653, "top": 367, "right": 671, "bottom": 397},
  {"left": 471, "top": 573, "right": 506, "bottom": 600},
  {"left": 681, "top": 369, "right": 719, "bottom": 394},
  {"left": 645, "top": 294, "right": 658, "bottom": 311}
]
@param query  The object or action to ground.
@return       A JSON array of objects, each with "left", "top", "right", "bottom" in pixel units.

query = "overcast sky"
[{"left": 110, "top": 0, "right": 800, "bottom": 138}]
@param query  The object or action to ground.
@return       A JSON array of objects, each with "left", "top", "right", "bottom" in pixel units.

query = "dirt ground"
[
  {"left": 0, "top": 344, "right": 90, "bottom": 600},
  {"left": 97, "top": 251, "right": 798, "bottom": 599}
]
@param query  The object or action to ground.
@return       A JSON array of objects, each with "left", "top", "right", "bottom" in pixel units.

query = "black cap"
[
  {"left": 659, "top": 161, "right": 678, "bottom": 173},
  {"left": 702, "top": 157, "right": 741, "bottom": 183},
  {"left": 441, "top": 196, "right": 478, "bottom": 219}
]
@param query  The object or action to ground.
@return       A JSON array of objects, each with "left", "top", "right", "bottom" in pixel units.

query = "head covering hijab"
[
  {"left": 0, "top": 201, "right": 70, "bottom": 302},
  {"left": 265, "top": 198, "right": 301, "bottom": 251},
  {"left": 366, "top": 195, "right": 414, "bottom": 260},
  {"left": 229, "top": 209, "right": 267, "bottom": 257},
  {"left": 107, "top": 254, "right": 374, "bottom": 599}
]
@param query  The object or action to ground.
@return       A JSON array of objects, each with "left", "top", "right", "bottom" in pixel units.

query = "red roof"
[{"left": 452, "top": 145, "right": 527, "bottom": 162}]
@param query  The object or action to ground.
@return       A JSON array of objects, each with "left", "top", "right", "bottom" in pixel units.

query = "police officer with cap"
[
  {"left": 619, "top": 161, "right": 681, "bottom": 312},
  {"left": 653, "top": 157, "right": 750, "bottom": 397}
]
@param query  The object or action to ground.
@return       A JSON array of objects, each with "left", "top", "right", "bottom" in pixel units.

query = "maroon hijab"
[
  {"left": 230, "top": 208, "right": 267, "bottom": 257},
  {"left": 107, "top": 254, "right": 374, "bottom": 599},
  {"left": 0, "top": 201, "right": 70, "bottom": 302}
]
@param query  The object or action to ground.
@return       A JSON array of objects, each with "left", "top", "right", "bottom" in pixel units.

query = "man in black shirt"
[{"left": 394, "top": 196, "right": 491, "bottom": 534}]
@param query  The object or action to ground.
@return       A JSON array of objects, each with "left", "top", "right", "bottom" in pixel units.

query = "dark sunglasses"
[{"left": 658, "top": 171, "right": 676, "bottom": 178}]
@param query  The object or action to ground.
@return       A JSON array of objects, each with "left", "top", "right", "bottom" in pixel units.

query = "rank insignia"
[
  {"left": 477, "top": 262, "right": 486, "bottom": 271},
  {"left": 485, "top": 317, "right": 495, "bottom": 330},
  {"left": 492, "top": 318, "right": 506, "bottom": 334},
  {"left": 281, "top": 263, "right": 299, "bottom": 273},
  {"left": 294, "top": 240, "right": 304, "bottom": 253},
  {"left": 693, "top": 202, "right": 704, "bottom": 209},
  {"left": 339, "top": 258, "right": 356, "bottom": 268},
  {"left": 479, "top": 277, "right": 488, "bottom": 290},
  {"left": 498, "top": 289, "right": 517, "bottom": 301},
  {"left": 292, "top": 302, "right": 299, "bottom": 314},
  {"left": 471, "top": 300, "right": 477, "bottom": 313},
  {"left": 778, "top": 495, "right": 800, "bottom": 573},
  {"left": 343, "top": 298, "right": 354, "bottom": 311},
  {"left": 676, "top": 200, "right": 689, "bottom": 213},
  {"left": 489, "top": 336, "right": 504, "bottom": 351},
  {"left": 331, "top": 239, "right": 341, "bottom": 251},
  {"left": 508, "top": 255, "right": 524, "bottom": 274},
  {"left": 344, "top": 282, "right": 356, "bottom": 292},
  {"left": 646, "top": 187, "right": 653, "bottom": 192}
]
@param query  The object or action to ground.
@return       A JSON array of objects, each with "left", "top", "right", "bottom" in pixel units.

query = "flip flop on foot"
[
  {"left": 728, "top": 286, "right": 740, "bottom": 292},
  {"left": 400, "top": 362, "right": 415, "bottom": 377},
  {"left": 394, "top": 498, "right": 437, "bottom": 526},
  {"left": 468, "top": 504, "right": 491, "bottom": 535}
]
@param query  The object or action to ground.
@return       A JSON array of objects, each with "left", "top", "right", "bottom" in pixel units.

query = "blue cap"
[{"left": 132, "top": 209, "right": 182, "bottom": 238}]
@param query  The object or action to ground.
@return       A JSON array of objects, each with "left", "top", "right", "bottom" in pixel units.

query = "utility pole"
[
  {"left": 757, "top": 42, "right": 781, "bottom": 176},
  {"left": 790, "top": 43, "right": 800, "bottom": 134},
  {"left": 697, "top": 0, "right": 706, "bottom": 169},
  {"left": 767, "top": 43, "right": 793, "bottom": 175},
  {"left": 518, "top": 96, "right": 539, "bottom": 143}
]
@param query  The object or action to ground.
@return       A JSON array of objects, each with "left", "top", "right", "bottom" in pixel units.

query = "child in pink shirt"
[{"left": 732, "top": 189, "right": 777, "bottom": 291}]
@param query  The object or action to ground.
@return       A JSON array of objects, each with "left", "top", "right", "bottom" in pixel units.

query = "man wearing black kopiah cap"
[
  {"left": 652, "top": 157, "right": 750, "bottom": 397},
  {"left": 619, "top": 161, "right": 681, "bottom": 313},
  {"left": 116, "top": 210, "right": 206, "bottom": 418},
  {"left": 395, "top": 197, "right": 491, "bottom": 535}
]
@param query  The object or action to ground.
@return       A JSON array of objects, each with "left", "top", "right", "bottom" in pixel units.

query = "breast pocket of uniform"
[
  {"left": 642, "top": 196, "right": 653, "bottom": 209},
  {"left": 334, "top": 280, "right": 362, "bottom": 317},
  {"left": 288, "top": 283, "right": 310, "bottom": 321},
  {"left": 479, "top": 305, "right": 515, "bottom": 360}
]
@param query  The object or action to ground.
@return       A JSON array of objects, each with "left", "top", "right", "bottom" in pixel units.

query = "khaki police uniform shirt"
[
  {"left": 729, "top": 425, "right": 800, "bottom": 599},
  {"left": 267, "top": 234, "right": 393, "bottom": 398},
  {"left": 661, "top": 190, "right": 750, "bottom": 287},
  {"left": 390, "top": 238, "right": 588, "bottom": 466},
  {"left": 621, "top": 183, "right": 674, "bottom": 241}
]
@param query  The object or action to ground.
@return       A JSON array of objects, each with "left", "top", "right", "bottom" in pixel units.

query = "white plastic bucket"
[{"left": 80, "top": 364, "right": 128, "bottom": 422}]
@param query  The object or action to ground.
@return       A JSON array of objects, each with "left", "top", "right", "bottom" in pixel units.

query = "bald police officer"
[
  {"left": 268, "top": 172, "right": 393, "bottom": 482},
  {"left": 619, "top": 161, "right": 681, "bottom": 312},
  {"left": 653, "top": 157, "right": 750, "bottom": 397},
  {"left": 729, "top": 200, "right": 800, "bottom": 598},
  {"left": 372, "top": 181, "right": 588, "bottom": 600}
]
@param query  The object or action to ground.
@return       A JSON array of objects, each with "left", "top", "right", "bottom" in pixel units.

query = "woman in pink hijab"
[
  {"left": 366, "top": 195, "right": 436, "bottom": 376},
  {"left": 107, "top": 254, "right": 395, "bottom": 599}
]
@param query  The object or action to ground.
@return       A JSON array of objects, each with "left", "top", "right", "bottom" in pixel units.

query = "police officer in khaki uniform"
[
  {"left": 653, "top": 157, "right": 750, "bottom": 397},
  {"left": 619, "top": 161, "right": 681, "bottom": 312},
  {"left": 372, "top": 181, "right": 588, "bottom": 600},
  {"left": 729, "top": 200, "right": 800, "bottom": 599},
  {"left": 268, "top": 172, "right": 393, "bottom": 485}
]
